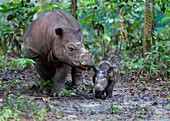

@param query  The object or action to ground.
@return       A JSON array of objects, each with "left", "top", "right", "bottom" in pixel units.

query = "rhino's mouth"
[
  {"left": 72, "top": 61, "right": 91, "bottom": 70},
  {"left": 80, "top": 64, "right": 91, "bottom": 70},
  {"left": 80, "top": 65, "right": 88, "bottom": 70},
  {"left": 79, "top": 52, "right": 94, "bottom": 69}
]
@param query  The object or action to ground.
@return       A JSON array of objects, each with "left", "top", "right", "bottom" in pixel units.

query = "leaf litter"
[{"left": 0, "top": 63, "right": 169, "bottom": 120}]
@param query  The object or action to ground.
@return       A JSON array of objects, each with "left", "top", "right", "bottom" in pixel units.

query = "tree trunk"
[
  {"left": 143, "top": 0, "right": 153, "bottom": 57},
  {"left": 71, "top": 0, "right": 77, "bottom": 19}
]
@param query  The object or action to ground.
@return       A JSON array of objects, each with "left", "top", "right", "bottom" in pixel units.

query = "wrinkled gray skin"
[
  {"left": 23, "top": 9, "right": 94, "bottom": 96},
  {"left": 93, "top": 61, "right": 114, "bottom": 99}
]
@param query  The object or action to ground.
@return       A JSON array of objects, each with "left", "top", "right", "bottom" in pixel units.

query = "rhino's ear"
[
  {"left": 76, "top": 27, "right": 82, "bottom": 33},
  {"left": 93, "top": 66, "right": 99, "bottom": 72},
  {"left": 55, "top": 28, "right": 63, "bottom": 36},
  {"left": 107, "top": 67, "right": 113, "bottom": 74}
]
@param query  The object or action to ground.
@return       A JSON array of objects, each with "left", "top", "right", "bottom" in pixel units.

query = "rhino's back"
[
  {"left": 23, "top": 9, "right": 82, "bottom": 59},
  {"left": 56, "top": 9, "right": 80, "bottom": 28},
  {"left": 98, "top": 61, "right": 112, "bottom": 71}
]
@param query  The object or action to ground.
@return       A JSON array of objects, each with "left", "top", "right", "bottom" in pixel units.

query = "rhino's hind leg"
[{"left": 71, "top": 67, "right": 83, "bottom": 86}]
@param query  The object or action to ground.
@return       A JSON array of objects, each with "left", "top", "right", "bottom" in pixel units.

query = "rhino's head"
[{"left": 52, "top": 27, "right": 94, "bottom": 69}]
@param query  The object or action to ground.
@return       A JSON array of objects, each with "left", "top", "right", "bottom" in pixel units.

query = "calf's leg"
[{"left": 106, "top": 81, "right": 115, "bottom": 98}]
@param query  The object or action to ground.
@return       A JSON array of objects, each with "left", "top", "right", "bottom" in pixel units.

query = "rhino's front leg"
[
  {"left": 106, "top": 81, "right": 115, "bottom": 98},
  {"left": 34, "top": 58, "right": 55, "bottom": 93},
  {"left": 71, "top": 67, "right": 83, "bottom": 86},
  {"left": 53, "top": 64, "right": 70, "bottom": 97},
  {"left": 34, "top": 58, "right": 55, "bottom": 81}
]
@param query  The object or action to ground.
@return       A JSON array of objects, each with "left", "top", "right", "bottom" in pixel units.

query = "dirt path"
[{"left": 0, "top": 68, "right": 170, "bottom": 120}]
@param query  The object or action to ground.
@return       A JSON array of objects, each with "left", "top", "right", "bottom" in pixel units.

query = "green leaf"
[
  {"left": 17, "top": 96, "right": 25, "bottom": 100},
  {"left": 69, "top": 93, "right": 76, "bottom": 97},
  {"left": 62, "top": 88, "right": 68, "bottom": 94},
  {"left": 49, "top": 104, "right": 55, "bottom": 109},
  {"left": 33, "top": 6, "right": 40, "bottom": 12},
  {"left": 0, "top": 4, "right": 7, "bottom": 10},
  {"left": 161, "top": 15, "right": 170, "bottom": 22},
  {"left": 27, "top": 6, "right": 40, "bottom": 17}
]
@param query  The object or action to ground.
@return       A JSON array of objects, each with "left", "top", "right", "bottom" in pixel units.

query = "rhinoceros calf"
[
  {"left": 23, "top": 9, "right": 94, "bottom": 96},
  {"left": 93, "top": 61, "right": 115, "bottom": 99}
]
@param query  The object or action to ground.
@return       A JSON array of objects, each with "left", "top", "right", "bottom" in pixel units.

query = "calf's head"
[
  {"left": 52, "top": 27, "right": 94, "bottom": 68},
  {"left": 93, "top": 66, "right": 113, "bottom": 92}
]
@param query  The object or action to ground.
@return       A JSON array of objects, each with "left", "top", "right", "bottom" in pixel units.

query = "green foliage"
[
  {"left": 0, "top": 94, "right": 59, "bottom": 120},
  {"left": 87, "top": 83, "right": 95, "bottom": 93},
  {"left": 8, "top": 58, "right": 35, "bottom": 69},
  {"left": 61, "top": 88, "right": 77, "bottom": 97},
  {"left": 34, "top": 77, "right": 54, "bottom": 89},
  {"left": 161, "top": 6, "right": 170, "bottom": 22},
  {"left": 0, "top": 55, "right": 6, "bottom": 71},
  {"left": 121, "top": 41, "right": 169, "bottom": 79},
  {"left": 78, "top": 0, "right": 145, "bottom": 61},
  {"left": 37, "top": 0, "right": 70, "bottom": 14},
  {"left": 110, "top": 103, "right": 123, "bottom": 114},
  {"left": 105, "top": 116, "right": 114, "bottom": 121},
  {"left": 0, "top": 0, "right": 40, "bottom": 54},
  {"left": 8, "top": 79, "right": 24, "bottom": 87}
]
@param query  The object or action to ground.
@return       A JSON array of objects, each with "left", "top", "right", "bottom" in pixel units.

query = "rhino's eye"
[{"left": 68, "top": 46, "right": 74, "bottom": 52}]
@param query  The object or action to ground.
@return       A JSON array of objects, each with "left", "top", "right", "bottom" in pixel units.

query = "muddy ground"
[{"left": 0, "top": 66, "right": 170, "bottom": 120}]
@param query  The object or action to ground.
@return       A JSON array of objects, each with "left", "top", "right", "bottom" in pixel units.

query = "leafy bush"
[
  {"left": 121, "top": 41, "right": 169, "bottom": 80},
  {"left": 0, "top": 0, "right": 40, "bottom": 54},
  {"left": 78, "top": 0, "right": 145, "bottom": 62}
]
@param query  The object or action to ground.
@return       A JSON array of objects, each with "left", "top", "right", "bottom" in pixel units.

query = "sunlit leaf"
[
  {"left": 137, "top": 79, "right": 140, "bottom": 82},
  {"left": 42, "top": 97, "right": 50, "bottom": 101},
  {"left": 162, "top": 95, "right": 170, "bottom": 98}
]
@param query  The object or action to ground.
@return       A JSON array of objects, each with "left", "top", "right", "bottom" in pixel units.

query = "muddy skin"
[
  {"left": 93, "top": 61, "right": 115, "bottom": 99},
  {"left": 23, "top": 9, "right": 94, "bottom": 96}
]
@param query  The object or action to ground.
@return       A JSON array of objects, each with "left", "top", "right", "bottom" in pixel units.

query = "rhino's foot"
[
  {"left": 106, "top": 93, "right": 113, "bottom": 98},
  {"left": 53, "top": 91, "right": 65, "bottom": 97},
  {"left": 73, "top": 77, "right": 83, "bottom": 86},
  {"left": 36, "top": 84, "right": 52, "bottom": 96},
  {"left": 95, "top": 91, "right": 105, "bottom": 99},
  {"left": 52, "top": 83, "right": 65, "bottom": 97}
]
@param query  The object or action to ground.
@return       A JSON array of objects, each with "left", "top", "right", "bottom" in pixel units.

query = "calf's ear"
[
  {"left": 93, "top": 66, "right": 99, "bottom": 72},
  {"left": 107, "top": 67, "right": 113, "bottom": 74},
  {"left": 55, "top": 28, "right": 63, "bottom": 36}
]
